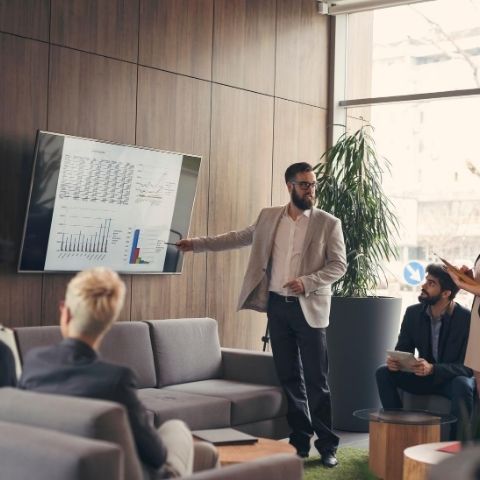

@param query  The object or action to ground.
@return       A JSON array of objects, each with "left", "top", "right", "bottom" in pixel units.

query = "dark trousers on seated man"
[{"left": 376, "top": 366, "right": 476, "bottom": 439}]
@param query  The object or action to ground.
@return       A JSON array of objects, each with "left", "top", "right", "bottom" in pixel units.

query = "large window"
[
  {"left": 337, "top": 0, "right": 480, "bottom": 311},
  {"left": 347, "top": 0, "right": 480, "bottom": 99}
]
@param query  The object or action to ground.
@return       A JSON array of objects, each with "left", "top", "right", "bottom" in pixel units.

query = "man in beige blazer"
[{"left": 177, "top": 162, "right": 347, "bottom": 467}]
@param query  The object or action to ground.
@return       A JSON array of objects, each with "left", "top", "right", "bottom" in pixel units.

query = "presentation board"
[{"left": 18, "top": 131, "right": 201, "bottom": 274}]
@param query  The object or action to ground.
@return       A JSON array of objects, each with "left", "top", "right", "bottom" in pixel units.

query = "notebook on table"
[{"left": 192, "top": 428, "right": 258, "bottom": 445}]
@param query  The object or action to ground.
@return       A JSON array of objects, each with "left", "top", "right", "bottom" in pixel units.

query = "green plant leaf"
[{"left": 315, "top": 124, "right": 399, "bottom": 297}]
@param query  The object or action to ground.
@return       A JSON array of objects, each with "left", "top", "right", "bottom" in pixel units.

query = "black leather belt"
[{"left": 269, "top": 292, "right": 299, "bottom": 303}]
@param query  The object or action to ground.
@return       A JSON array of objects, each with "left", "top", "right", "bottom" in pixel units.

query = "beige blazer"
[{"left": 192, "top": 206, "right": 347, "bottom": 328}]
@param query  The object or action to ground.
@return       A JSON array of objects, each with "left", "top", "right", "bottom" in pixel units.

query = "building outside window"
[{"left": 338, "top": 0, "right": 480, "bottom": 312}]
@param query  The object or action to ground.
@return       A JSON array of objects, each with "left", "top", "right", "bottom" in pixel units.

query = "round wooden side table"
[{"left": 353, "top": 409, "right": 456, "bottom": 480}]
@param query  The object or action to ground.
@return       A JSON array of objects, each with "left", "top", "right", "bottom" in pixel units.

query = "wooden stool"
[
  {"left": 352, "top": 410, "right": 451, "bottom": 480},
  {"left": 403, "top": 442, "right": 456, "bottom": 480}
]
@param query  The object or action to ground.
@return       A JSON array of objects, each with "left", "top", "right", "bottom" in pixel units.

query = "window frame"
[{"left": 330, "top": 3, "right": 480, "bottom": 145}]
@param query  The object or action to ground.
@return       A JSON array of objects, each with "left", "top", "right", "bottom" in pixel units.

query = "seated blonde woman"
[{"left": 19, "top": 267, "right": 218, "bottom": 478}]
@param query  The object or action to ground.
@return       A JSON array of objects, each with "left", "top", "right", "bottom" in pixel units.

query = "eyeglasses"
[{"left": 290, "top": 181, "right": 319, "bottom": 190}]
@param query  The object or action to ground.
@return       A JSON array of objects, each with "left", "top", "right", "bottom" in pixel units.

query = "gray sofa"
[
  {"left": 1, "top": 318, "right": 299, "bottom": 479},
  {"left": 0, "top": 387, "right": 302, "bottom": 480},
  {"left": 14, "top": 317, "right": 289, "bottom": 439}
]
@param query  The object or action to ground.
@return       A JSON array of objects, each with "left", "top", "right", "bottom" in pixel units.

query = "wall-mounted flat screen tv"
[{"left": 18, "top": 131, "right": 201, "bottom": 274}]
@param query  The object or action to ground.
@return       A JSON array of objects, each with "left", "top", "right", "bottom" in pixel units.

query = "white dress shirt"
[{"left": 269, "top": 206, "right": 311, "bottom": 296}]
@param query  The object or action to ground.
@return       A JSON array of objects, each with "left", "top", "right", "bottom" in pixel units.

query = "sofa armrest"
[
  {"left": 184, "top": 454, "right": 302, "bottom": 480},
  {"left": 0, "top": 388, "right": 143, "bottom": 480},
  {"left": 221, "top": 348, "right": 280, "bottom": 386},
  {"left": 0, "top": 420, "right": 122, "bottom": 480}
]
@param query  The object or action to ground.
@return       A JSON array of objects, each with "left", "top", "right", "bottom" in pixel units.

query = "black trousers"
[
  {"left": 267, "top": 293, "right": 339, "bottom": 453},
  {"left": 376, "top": 365, "right": 476, "bottom": 440}
]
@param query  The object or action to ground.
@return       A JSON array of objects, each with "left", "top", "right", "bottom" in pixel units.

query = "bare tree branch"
[{"left": 410, "top": 5, "right": 480, "bottom": 87}]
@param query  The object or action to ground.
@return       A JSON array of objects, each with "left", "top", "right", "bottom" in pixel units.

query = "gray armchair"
[{"left": 0, "top": 388, "right": 302, "bottom": 480}]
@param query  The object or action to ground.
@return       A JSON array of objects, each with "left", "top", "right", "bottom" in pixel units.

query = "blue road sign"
[{"left": 403, "top": 261, "right": 425, "bottom": 286}]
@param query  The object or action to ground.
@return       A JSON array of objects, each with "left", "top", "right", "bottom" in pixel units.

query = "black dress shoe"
[
  {"left": 289, "top": 439, "right": 310, "bottom": 459},
  {"left": 320, "top": 450, "right": 338, "bottom": 468},
  {"left": 297, "top": 450, "right": 309, "bottom": 459}
]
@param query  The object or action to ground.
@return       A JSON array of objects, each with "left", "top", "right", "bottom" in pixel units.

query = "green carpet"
[{"left": 303, "top": 447, "right": 377, "bottom": 480}]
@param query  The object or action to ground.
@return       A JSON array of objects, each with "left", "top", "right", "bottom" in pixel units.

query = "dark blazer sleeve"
[
  {"left": 0, "top": 340, "right": 17, "bottom": 387},
  {"left": 433, "top": 361, "right": 473, "bottom": 384},
  {"left": 395, "top": 309, "right": 416, "bottom": 354},
  {"left": 432, "top": 308, "right": 473, "bottom": 384},
  {"left": 114, "top": 368, "right": 167, "bottom": 469},
  {"left": 395, "top": 305, "right": 473, "bottom": 385}
]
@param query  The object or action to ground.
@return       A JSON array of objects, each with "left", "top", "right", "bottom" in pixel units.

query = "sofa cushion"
[
  {"left": 15, "top": 325, "right": 62, "bottom": 360},
  {"left": 99, "top": 322, "right": 157, "bottom": 388},
  {"left": 147, "top": 319, "right": 222, "bottom": 387},
  {"left": 0, "top": 420, "right": 123, "bottom": 480},
  {"left": 165, "top": 380, "right": 287, "bottom": 426},
  {"left": 15, "top": 322, "right": 157, "bottom": 389},
  {"left": 138, "top": 388, "right": 231, "bottom": 430},
  {"left": 233, "top": 416, "right": 291, "bottom": 440},
  {"left": 0, "top": 388, "right": 142, "bottom": 480},
  {"left": 401, "top": 391, "right": 452, "bottom": 413}
]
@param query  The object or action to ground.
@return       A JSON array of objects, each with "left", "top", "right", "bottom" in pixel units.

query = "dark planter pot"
[{"left": 327, "top": 296, "right": 401, "bottom": 432}]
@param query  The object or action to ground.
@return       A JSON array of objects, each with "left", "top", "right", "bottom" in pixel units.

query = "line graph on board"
[{"left": 134, "top": 163, "right": 178, "bottom": 206}]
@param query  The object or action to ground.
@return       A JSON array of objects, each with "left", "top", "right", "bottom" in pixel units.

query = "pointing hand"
[{"left": 176, "top": 239, "right": 193, "bottom": 252}]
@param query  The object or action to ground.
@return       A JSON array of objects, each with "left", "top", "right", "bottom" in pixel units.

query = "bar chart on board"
[{"left": 128, "top": 228, "right": 166, "bottom": 265}]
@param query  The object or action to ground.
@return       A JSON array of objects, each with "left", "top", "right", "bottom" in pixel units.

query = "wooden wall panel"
[
  {"left": 48, "top": 46, "right": 137, "bottom": 143},
  {"left": 139, "top": 0, "right": 213, "bottom": 80},
  {"left": 51, "top": 0, "right": 139, "bottom": 62},
  {"left": 0, "top": 33, "right": 48, "bottom": 327},
  {"left": 276, "top": 0, "right": 329, "bottom": 108},
  {"left": 272, "top": 99, "right": 327, "bottom": 205},
  {"left": 0, "top": 275, "right": 44, "bottom": 327},
  {"left": 0, "top": 0, "right": 49, "bottom": 41},
  {"left": 42, "top": 45, "right": 137, "bottom": 324},
  {"left": 208, "top": 85, "right": 273, "bottom": 349},
  {"left": 132, "top": 67, "right": 211, "bottom": 320},
  {"left": 0, "top": 0, "right": 332, "bottom": 346},
  {"left": 213, "top": 0, "right": 275, "bottom": 95},
  {"left": 41, "top": 275, "right": 71, "bottom": 326}
]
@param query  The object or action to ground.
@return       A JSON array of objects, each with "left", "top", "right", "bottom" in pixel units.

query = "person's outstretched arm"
[
  {"left": 447, "top": 265, "right": 480, "bottom": 296},
  {"left": 176, "top": 224, "right": 255, "bottom": 253}
]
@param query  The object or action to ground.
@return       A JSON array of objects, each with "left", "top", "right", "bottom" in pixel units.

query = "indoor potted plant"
[{"left": 314, "top": 124, "right": 402, "bottom": 431}]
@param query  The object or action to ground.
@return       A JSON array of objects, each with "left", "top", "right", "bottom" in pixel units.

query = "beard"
[
  {"left": 418, "top": 291, "right": 442, "bottom": 306},
  {"left": 291, "top": 188, "right": 314, "bottom": 211}
]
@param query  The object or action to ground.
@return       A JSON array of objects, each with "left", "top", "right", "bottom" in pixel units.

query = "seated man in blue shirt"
[
  {"left": 376, "top": 263, "right": 475, "bottom": 440},
  {"left": 19, "top": 267, "right": 217, "bottom": 477}
]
